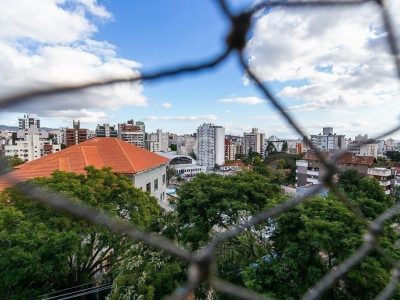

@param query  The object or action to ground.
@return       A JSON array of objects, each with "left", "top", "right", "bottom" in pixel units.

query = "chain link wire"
[{"left": 1, "top": 0, "right": 400, "bottom": 299}]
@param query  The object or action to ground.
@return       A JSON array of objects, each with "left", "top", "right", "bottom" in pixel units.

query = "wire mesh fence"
[{"left": 1, "top": 0, "right": 400, "bottom": 299}]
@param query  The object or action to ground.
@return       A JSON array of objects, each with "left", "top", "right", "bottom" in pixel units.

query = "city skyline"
[{"left": 1, "top": 0, "right": 399, "bottom": 139}]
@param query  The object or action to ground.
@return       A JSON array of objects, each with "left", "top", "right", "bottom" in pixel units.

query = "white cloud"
[
  {"left": 162, "top": 102, "right": 172, "bottom": 109},
  {"left": 41, "top": 109, "right": 108, "bottom": 124},
  {"left": 217, "top": 96, "right": 264, "bottom": 105},
  {"left": 74, "top": 0, "right": 112, "bottom": 19},
  {"left": 145, "top": 114, "right": 218, "bottom": 122},
  {"left": 0, "top": 0, "right": 145, "bottom": 120},
  {"left": 246, "top": 1, "right": 400, "bottom": 111}
]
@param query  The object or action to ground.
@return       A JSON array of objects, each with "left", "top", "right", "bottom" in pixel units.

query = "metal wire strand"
[{"left": 0, "top": 0, "right": 400, "bottom": 299}]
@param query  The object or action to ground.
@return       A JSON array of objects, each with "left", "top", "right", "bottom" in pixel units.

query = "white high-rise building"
[
  {"left": 310, "top": 127, "right": 345, "bottom": 152},
  {"left": 197, "top": 123, "right": 225, "bottom": 170},
  {"left": 18, "top": 114, "right": 40, "bottom": 130},
  {"left": 5, "top": 135, "right": 61, "bottom": 162},
  {"left": 177, "top": 136, "right": 197, "bottom": 157},
  {"left": 5, "top": 114, "right": 60, "bottom": 162},
  {"left": 146, "top": 129, "right": 169, "bottom": 152}
]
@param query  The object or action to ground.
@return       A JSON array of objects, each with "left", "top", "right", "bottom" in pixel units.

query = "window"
[
  {"left": 162, "top": 174, "right": 166, "bottom": 185},
  {"left": 146, "top": 182, "right": 151, "bottom": 193},
  {"left": 154, "top": 179, "right": 158, "bottom": 190}
]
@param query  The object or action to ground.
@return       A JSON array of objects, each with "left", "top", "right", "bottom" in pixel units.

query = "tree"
[
  {"left": 241, "top": 172, "right": 398, "bottom": 299},
  {"left": 7, "top": 156, "right": 24, "bottom": 168},
  {"left": 108, "top": 243, "right": 186, "bottom": 300},
  {"left": 253, "top": 156, "right": 262, "bottom": 166},
  {"left": 166, "top": 166, "right": 176, "bottom": 185},
  {"left": 0, "top": 167, "right": 161, "bottom": 299},
  {"left": 386, "top": 151, "right": 400, "bottom": 162},
  {"left": 189, "top": 151, "right": 197, "bottom": 160},
  {"left": 338, "top": 169, "right": 392, "bottom": 219},
  {"left": 170, "top": 144, "right": 177, "bottom": 151},
  {"left": 265, "top": 142, "right": 277, "bottom": 156},
  {"left": 176, "top": 172, "right": 283, "bottom": 249},
  {"left": 281, "top": 141, "right": 288, "bottom": 153},
  {"left": 242, "top": 194, "right": 398, "bottom": 299}
]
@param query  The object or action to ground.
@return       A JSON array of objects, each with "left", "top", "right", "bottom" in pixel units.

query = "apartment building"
[
  {"left": 367, "top": 168, "right": 396, "bottom": 195},
  {"left": 146, "top": 129, "right": 169, "bottom": 152},
  {"left": 18, "top": 114, "right": 40, "bottom": 130},
  {"left": 348, "top": 141, "right": 379, "bottom": 158},
  {"left": 5, "top": 134, "right": 61, "bottom": 162},
  {"left": 177, "top": 136, "right": 197, "bottom": 157},
  {"left": 310, "top": 127, "right": 345, "bottom": 151},
  {"left": 118, "top": 119, "right": 145, "bottom": 148},
  {"left": 244, "top": 128, "right": 265, "bottom": 156},
  {"left": 296, "top": 152, "right": 374, "bottom": 187},
  {"left": 95, "top": 123, "right": 118, "bottom": 138},
  {"left": 66, "top": 120, "right": 88, "bottom": 147},
  {"left": 224, "top": 138, "right": 237, "bottom": 161},
  {"left": 197, "top": 123, "right": 225, "bottom": 170},
  {"left": 5, "top": 115, "right": 60, "bottom": 161}
]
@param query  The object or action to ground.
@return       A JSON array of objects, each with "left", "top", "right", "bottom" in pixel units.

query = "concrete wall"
[{"left": 132, "top": 164, "right": 167, "bottom": 202}]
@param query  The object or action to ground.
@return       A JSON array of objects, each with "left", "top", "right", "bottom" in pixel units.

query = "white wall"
[
  {"left": 132, "top": 165, "right": 167, "bottom": 202},
  {"left": 215, "top": 126, "right": 225, "bottom": 166}
]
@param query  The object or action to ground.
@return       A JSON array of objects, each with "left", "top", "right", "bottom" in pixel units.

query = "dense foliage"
[
  {"left": 2, "top": 166, "right": 399, "bottom": 299},
  {"left": 386, "top": 151, "right": 400, "bottom": 162},
  {"left": 0, "top": 167, "right": 160, "bottom": 299},
  {"left": 176, "top": 172, "right": 283, "bottom": 249}
]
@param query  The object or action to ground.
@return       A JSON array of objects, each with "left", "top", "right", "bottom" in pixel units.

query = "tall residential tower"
[{"left": 197, "top": 123, "right": 225, "bottom": 170}]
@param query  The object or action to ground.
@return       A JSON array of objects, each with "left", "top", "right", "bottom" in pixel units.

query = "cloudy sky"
[{"left": 0, "top": 0, "right": 399, "bottom": 139}]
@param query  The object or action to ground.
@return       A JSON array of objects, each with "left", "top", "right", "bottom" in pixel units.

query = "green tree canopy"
[
  {"left": 0, "top": 167, "right": 161, "bottom": 299},
  {"left": 281, "top": 141, "right": 288, "bottom": 153},
  {"left": 176, "top": 172, "right": 283, "bottom": 249},
  {"left": 242, "top": 194, "right": 398, "bottom": 299},
  {"left": 241, "top": 170, "right": 398, "bottom": 299}
]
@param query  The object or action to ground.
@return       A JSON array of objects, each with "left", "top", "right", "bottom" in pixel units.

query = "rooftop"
[
  {"left": 304, "top": 152, "right": 374, "bottom": 166},
  {"left": 0, "top": 138, "right": 169, "bottom": 190}
]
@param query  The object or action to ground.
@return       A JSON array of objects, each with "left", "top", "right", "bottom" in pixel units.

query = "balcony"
[
  {"left": 307, "top": 170, "right": 319, "bottom": 176},
  {"left": 307, "top": 178, "right": 320, "bottom": 184},
  {"left": 296, "top": 160, "right": 308, "bottom": 167},
  {"left": 378, "top": 180, "right": 391, "bottom": 186}
]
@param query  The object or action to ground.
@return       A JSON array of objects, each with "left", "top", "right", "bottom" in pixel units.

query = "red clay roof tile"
[{"left": 0, "top": 138, "right": 169, "bottom": 190}]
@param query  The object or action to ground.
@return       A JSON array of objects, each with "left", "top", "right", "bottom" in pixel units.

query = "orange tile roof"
[
  {"left": 304, "top": 152, "right": 374, "bottom": 166},
  {"left": 0, "top": 138, "right": 169, "bottom": 191}
]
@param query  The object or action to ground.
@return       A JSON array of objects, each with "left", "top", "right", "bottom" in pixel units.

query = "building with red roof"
[{"left": 0, "top": 138, "right": 170, "bottom": 202}]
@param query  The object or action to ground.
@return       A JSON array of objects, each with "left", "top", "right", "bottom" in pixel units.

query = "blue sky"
[{"left": 0, "top": 0, "right": 399, "bottom": 139}]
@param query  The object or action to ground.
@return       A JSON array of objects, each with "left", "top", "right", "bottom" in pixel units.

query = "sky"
[{"left": 0, "top": 0, "right": 399, "bottom": 139}]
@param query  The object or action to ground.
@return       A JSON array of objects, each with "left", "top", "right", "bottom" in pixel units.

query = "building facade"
[
  {"left": 225, "top": 138, "right": 236, "bottom": 161},
  {"left": 244, "top": 128, "right": 265, "bottom": 156},
  {"left": 296, "top": 152, "right": 374, "bottom": 187},
  {"left": 118, "top": 119, "right": 145, "bottom": 148},
  {"left": 156, "top": 152, "right": 206, "bottom": 178},
  {"left": 348, "top": 141, "right": 379, "bottom": 158},
  {"left": 5, "top": 134, "right": 61, "bottom": 162},
  {"left": 66, "top": 120, "right": 88, "bottom": 147},
  {"left": 197, "top": 123, "right": 225, "bottom": 169},
  {"left": 146, "top": 129, "right": 169, "bottom": 152},
  {"left": 5, "top": 114, "right": 60, "bottom": 162},
  {"left": 95, "top": 123, "right": 118, "bottom": 138},
  {"left": 367, "top": 167, "right": 396, "bottom": 195},
  {"left": 310, "top": 127, "right": 345, "bottom": 151},
  {"left": 18, "top": 114, "right": 40, "bottom": 130}
]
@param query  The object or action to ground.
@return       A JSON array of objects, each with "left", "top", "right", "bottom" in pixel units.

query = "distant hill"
[{"left": 0, "top": 125, "right": 56, "bottom": 131}]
